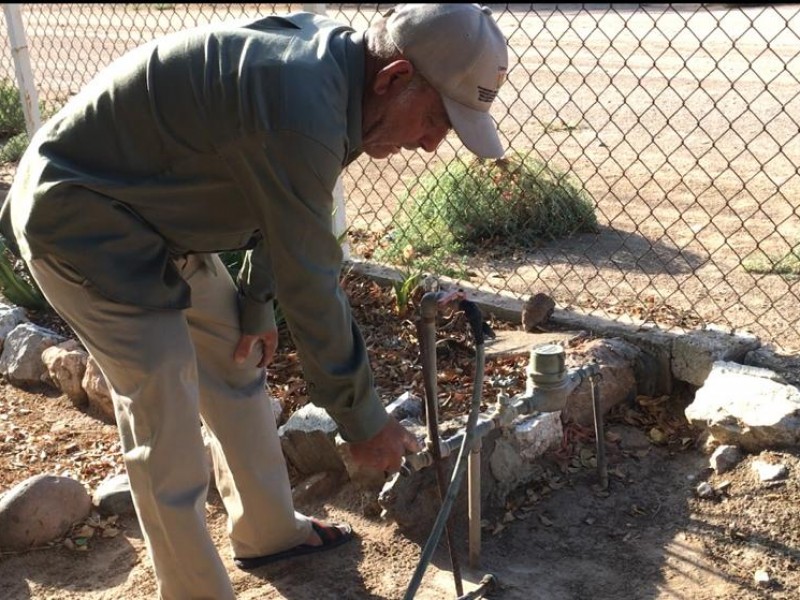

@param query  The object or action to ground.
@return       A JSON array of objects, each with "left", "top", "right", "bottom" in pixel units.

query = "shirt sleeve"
[
  {"left": 237, "top": 239, "right": 277, "bottom": 335},
  {"left": 219, "top": 130, "right": 389, "bottom": 442}
]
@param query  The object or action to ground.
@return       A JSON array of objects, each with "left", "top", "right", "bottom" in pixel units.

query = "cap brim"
[{"left": 442, "top": 96, "right": 505, "bottom": 159}]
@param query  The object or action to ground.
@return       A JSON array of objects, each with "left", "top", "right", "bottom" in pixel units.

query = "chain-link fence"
[{"left": 1, "top": 3, "right": 799, "bottom": 353}]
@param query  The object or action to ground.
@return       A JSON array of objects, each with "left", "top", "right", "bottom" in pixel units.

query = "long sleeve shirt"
[{"left": 0, "top": 12, "right": 388, "bottom": 442}]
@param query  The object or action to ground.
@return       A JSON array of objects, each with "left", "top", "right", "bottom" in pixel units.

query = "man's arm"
[{"left": 220, "top": 131, "right": 395, "bottom": 441}]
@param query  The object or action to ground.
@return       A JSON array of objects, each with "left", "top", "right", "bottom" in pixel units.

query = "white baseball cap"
[{"left": 385, "top": 3, "right": 508, "bottom": 159}]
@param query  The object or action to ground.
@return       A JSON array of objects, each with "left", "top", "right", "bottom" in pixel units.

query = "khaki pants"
[{"left": 28, "top": 253, "right": 311, "bottom": 600}]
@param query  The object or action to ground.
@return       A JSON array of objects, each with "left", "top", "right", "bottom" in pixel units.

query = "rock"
[
  {"left": 744, "top": 346, "right": 800, "bottom": 387},
  {"left": 0, "top": 323, "right": 67, "bottom": 385},
  {"left": 672, "top": 329, "right": 760, "bottom": 387},
  {"left": 685, "top": 361, "right": 800, "bottom": 452},
  {"left": 92, "top": 473, "right": 135, "bottom": 516},
  {"left": 488, "top": 433, "right": 547, "bottom": 506},
  {"left": 278, "top": 404, "right": 344, "bottom": 476},
  {"left": 522, "top": 293, "right": 555, "bottom": 332},
  {"left": 754, "top": 569, "right": 771, "bottom": 588},
  {"left": 82, "top": 356, "right": 115, "bottom": 423},
  {"left": 563, "top": 338, "right": 639, "bottom": 426},
  {"left": 514, "top": 412, "right": 563, "bottom": 462},
  {"left": 0, "top": 474, "right": 91, "bottom": 551},
  {"left": 41, "top": 342, "right": 89, "bottom": 407},
  {"left": 710, "top": 445, "right": 742, "bottom": 475},
  {"left": 292, "top": 471, "right": 346, "bottom": 505},
  {"left": 752, "top": 459, "right": 788, "bottom": 482},
  {"left": 378, "top": 455, "right": 467, "bottom": 539},
  {"left": 696, "top": 481, "right": 715, "bottom": 499},
  {"left": 270, "top": 395, "right": 283, "bottom": 424},
  {"left": 336, "top": 435, "right": 387, "bottom": 491},
  {"left": 0, "top": 305, "right": 29, "bottom": 352},
  {"left": 386, "top": 391, "right": 423, "bottom": 422},
  {"left": 607, "top": 424, "right": 651, "bottom": 451}
]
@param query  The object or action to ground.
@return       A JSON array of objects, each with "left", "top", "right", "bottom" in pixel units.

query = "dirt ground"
[{"left": 0, "top": 273, "right": 798, "bottom": 600}]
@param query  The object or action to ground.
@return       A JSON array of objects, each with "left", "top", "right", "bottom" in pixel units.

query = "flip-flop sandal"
[{"left": 234, "top": 518, "right": 354, "bottom": 570}]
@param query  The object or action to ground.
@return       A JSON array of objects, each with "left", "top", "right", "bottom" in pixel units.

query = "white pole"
[
  {"left": 303, "top": 3, "right": 350, "bottom": 260},
  {"left": 3, "top": 4, "right": 41, "bottom": 138}
]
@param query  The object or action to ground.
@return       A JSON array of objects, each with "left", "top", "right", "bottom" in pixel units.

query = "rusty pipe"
[{"left": 417, "top": 292, "right": 464, "bottom": 596}]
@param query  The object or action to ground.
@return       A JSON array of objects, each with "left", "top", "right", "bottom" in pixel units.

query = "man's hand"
[
  {"left": 348, "top": 417, "right": 422, "bottom": 473},
  {"left": 234, "top": 329, "right": 278, "bottom": 368}
]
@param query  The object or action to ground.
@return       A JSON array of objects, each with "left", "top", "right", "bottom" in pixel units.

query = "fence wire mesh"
[{"left": 1, "top": 3, "right": 799, "bottom": 353}]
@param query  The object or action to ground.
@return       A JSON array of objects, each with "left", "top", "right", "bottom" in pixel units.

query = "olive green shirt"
[{"left": 0, "top": 12, "right": 388, "bottom": 442}]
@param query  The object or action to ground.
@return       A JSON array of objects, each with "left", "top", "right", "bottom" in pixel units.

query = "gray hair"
[
  {"left": 365, "top": 17, "right": 431, "bottom": 90},
  {"left": 365, "top": 17, "right": 401, "bottom": 63}
]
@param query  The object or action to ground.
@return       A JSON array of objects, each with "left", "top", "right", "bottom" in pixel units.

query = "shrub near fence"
[{"left": 1, "top": 3, "right": 799, "bottom": 353}]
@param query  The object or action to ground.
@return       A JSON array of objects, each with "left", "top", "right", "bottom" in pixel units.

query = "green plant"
[
  {"left": 0, "top": 239, "right": 47, "bottom": 310},
  {"left": 392, "top": 262, "right": 424, "bottom": 317},
  {"left": 743, "top": 247, "right": 800, "bottom": 279},
  {"left": 0, "top": 132, "right": 29, "bottom": 163},
  {"left": 0, "top": 79, "right": 27, "bottom": 137},
  {"left": 544, "top": 117, "right": 583, "bottom": 133},
  {"left": 381, "top": 153, "right": 598, "bottom": 268}
]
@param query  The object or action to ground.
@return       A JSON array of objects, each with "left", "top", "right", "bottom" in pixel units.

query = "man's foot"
[{"left": 233, "top": 518, "right": 354, "bottom": 570}]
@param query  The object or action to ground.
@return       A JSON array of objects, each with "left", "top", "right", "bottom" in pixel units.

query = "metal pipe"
[
  {"left": 590, "top": 374, "right": 608, "bottom": 490},
  {"left": 416, "top": 307, "right": 464, "bottom": 596},
  {"left": 401, "top": 362, "right": 601, "bottom": 477},
  {"left": 403, "top": 313, "right": 486, "bottom": 600},
  {"left": 468, "top": 447, "right": 481, "bottom": 569}
]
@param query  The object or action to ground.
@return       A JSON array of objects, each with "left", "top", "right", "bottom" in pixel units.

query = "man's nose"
[{"left": 419, "top": 126, "right": 449, "bottom": 153}]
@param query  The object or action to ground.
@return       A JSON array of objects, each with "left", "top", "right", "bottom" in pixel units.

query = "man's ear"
[{"left": 372, "top": 59, "right": 415, "bottom": 96}]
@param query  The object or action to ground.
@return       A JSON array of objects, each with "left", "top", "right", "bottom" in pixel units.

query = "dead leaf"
[{"left": 648, "top": 428, "right": 667, "bottom": 444}]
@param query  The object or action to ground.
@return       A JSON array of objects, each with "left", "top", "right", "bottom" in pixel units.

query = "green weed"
[
  {"left": 0, "top": 132, "right": 29, "bottom": 163},
  {"left": 380, "top": 153, "right": 598, "bottom": 270},
  {"left": 743, "top": 248, "right": 800, "bottom": 279},
  {"left": 0, "top": 239, "right": 47, "bottom": 310}
]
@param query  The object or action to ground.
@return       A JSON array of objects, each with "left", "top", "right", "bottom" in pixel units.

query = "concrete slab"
[{"left": 483, "top": 329, "right": 583, "bottom": 358}]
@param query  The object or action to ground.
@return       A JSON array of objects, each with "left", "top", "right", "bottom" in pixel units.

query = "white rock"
[
  {"left": 752, "top": 460, "right": 788, "bottom": 482},
  {"left": 696, "top": 481, "right": 715, "bottom": 499},
  {"left": 0, "top": 323, "right": 67, "bottom": 385},
  {"left": 710, "top": 445, "right": 742, "bottom": 474},
  {"left": 754, "top": 569, "right": 771, "bottom": 587},
  {"left": 685, "top": 361, "right": 800, "bottom": 452},
  {"left": 386, "top": 391, "right": 423, "bottom": 421},
  {"left": 0, "top": 306, "right": 28, "bottom": 350},
  {"left": 514, "top": 411, "right": 563, "bottom": 461}
]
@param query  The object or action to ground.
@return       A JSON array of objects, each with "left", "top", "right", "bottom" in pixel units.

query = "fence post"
[
  {"left": 3, "top": 3, "right": 41, "bottom": 138},
  {"left": 303, "top": 3, "right": 350, "bottom": 260}
]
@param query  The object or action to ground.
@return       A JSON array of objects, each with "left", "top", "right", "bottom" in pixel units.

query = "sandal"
[{"left": 233, "top": 518, "right": 354, "bottom": 570}]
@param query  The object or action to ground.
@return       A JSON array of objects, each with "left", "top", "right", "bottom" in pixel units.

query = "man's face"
[{"left": 362, "top": 81, "right": 452, "bottom": 159}]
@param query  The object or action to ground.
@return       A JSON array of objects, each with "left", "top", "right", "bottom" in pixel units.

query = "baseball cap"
[{"left": 385, "top": 3, "right": 508, "bottom": 159}]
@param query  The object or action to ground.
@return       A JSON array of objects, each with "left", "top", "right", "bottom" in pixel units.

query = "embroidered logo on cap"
[{"left": 477, "top": 66, "right": 507, "bottom": 103}]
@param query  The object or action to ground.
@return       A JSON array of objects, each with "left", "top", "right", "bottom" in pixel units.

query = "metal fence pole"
[
  {"left": 304, "top": 3, "right": 350, "bottom": 260},
  {"left": 3, "top": 3, "right": 41, "bottom": 137}
]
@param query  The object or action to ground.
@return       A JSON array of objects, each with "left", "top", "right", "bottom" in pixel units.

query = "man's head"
[{"left": 362, "top": 4, "right": 508, "bottom": 160}]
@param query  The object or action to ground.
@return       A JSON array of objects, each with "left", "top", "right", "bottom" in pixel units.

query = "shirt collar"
[{"left": 343, "top": 29, "right": 365, "bottom": 166}]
